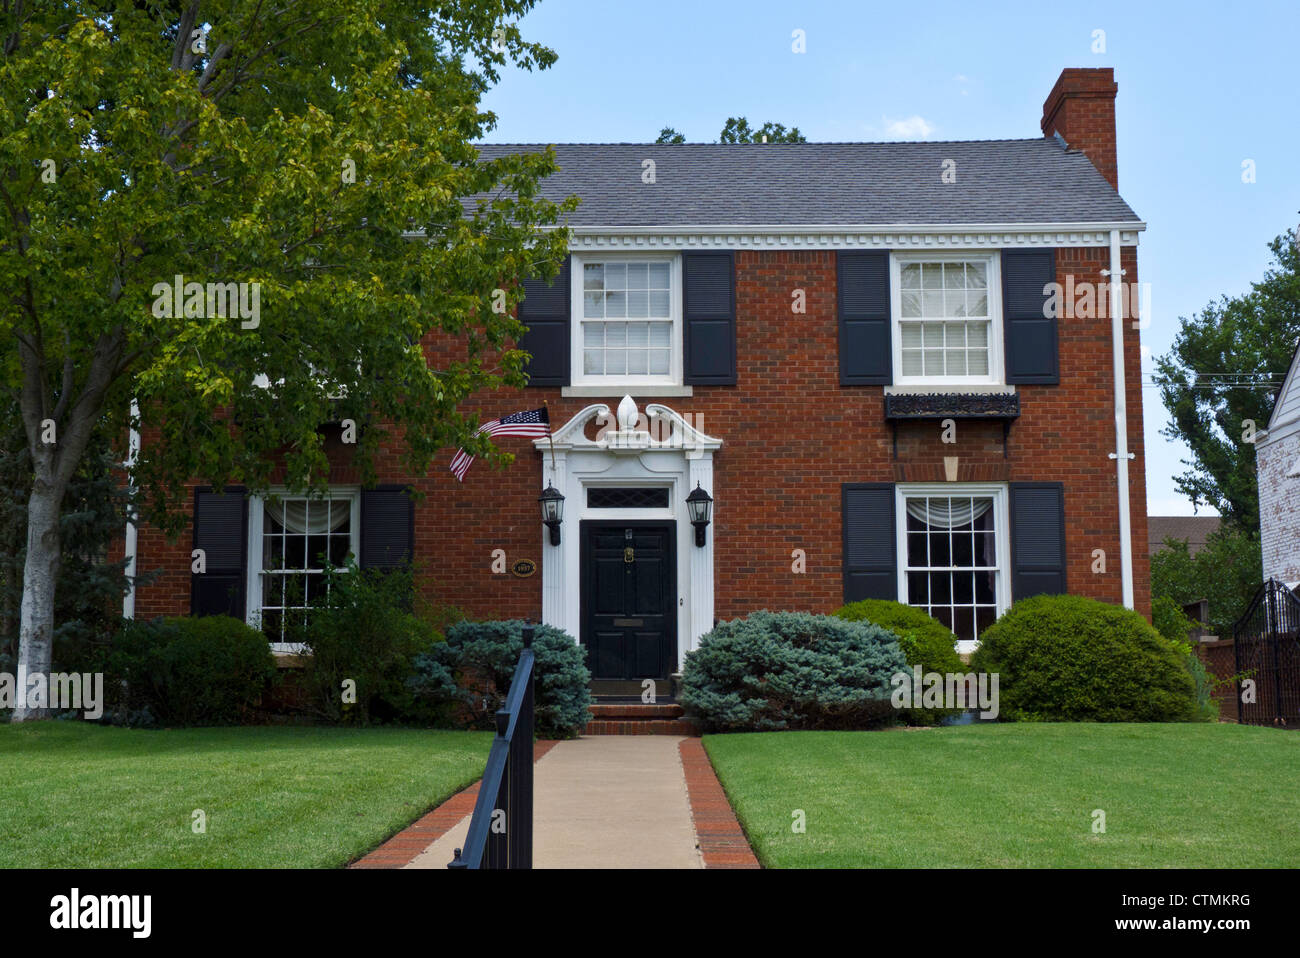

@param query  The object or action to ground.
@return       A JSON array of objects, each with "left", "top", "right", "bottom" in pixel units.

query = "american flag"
[{"left": 450, "top": 407, "right": 551, "bottom": 482}]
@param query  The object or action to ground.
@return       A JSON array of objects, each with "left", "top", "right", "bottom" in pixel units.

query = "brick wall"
[
  {"left": 1257, "top": 427, "right": 1300, "bottom": 583},
  {"left": 128, "top": 246, "right": 1149, "bottom": 624}
]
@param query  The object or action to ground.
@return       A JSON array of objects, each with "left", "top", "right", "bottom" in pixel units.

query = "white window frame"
[
  {"left": 890, "top": 251, "right": 1004, "bottom": 387},
  {"left": 895, "top": 482, "right": 1010, "bottom": 653},
  {"left": 245, "top": 487, "right": 361, "bottom": 652},
  {"left": 570, "top": 252, "right": 683, "bottom": 389}
]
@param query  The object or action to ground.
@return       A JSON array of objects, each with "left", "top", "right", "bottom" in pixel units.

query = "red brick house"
[{"left": 123, "top": 67, "right": 1148, "bottom": 686}]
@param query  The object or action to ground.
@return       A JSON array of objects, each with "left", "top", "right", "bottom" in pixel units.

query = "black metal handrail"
[{"left": 449, "top": 624, "right": 536, "bottom": 868}]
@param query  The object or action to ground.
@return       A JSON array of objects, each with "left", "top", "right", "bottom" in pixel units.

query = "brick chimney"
[{"left": 1041, "top": 67, "right": 1119, "bottom": 190}]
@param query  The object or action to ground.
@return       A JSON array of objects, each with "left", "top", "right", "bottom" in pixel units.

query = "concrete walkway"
[{"left": 408, "top": 736, "right": 702, "bottom": 869}]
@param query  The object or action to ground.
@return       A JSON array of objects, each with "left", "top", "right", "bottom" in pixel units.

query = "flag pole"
[{"left": 543, "top": 399, "right": 557, "bottom": 473}]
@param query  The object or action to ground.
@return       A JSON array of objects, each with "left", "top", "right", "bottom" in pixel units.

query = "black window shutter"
[
  {"left": 842, "top": 483, "right": 898, "bottom": 602},
  {"left": 682, "top": 251, "right": 737, "bottom": 385},
  {"left": 1002, "top": 249, "right": 1059, "bottom": 384},
  {"left": 1009, "top": 482, "right": 1067, "bottom": 600},
  {"left": 518, "top": 255, "right": 570, "bottom": 387},
  {"left": 838, "top": 251, "right": 892, "bottom": 385},
  {"left": 360, "top": 487, "right": 414, "bottom": 569},
  {"left": 191, "top": 487, "right": 248, "bottom": 618}
]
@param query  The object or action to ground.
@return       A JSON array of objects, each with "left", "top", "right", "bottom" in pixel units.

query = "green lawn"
[
  {"left": 703, "top": 724, "right": 1300, "bottom": 868},
  {"left": 0, "top": 723, "right": 490, "bottom": 868}
]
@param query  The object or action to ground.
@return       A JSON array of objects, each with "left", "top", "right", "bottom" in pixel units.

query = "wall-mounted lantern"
[
  {"left": 538, "top": 484, "right": 565, "bottom": 546},
  {"left": 686, "top": 482, "right": 713, "bottom": 547}
]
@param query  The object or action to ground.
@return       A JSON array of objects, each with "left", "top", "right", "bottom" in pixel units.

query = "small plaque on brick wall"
[{"left": 510, "top": 559, "right": 537, "bottom": 579}]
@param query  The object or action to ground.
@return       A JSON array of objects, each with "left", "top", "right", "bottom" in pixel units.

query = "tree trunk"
[
  {"left": 12, "top": 478, "right": 62, "bottom": 722},
  {"left": 13, "top": 324, "right": 124, "bottom": 722}
]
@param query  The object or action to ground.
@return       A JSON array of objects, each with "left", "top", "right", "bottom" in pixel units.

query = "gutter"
[
  {"left": 1107, "top": 230, "right": 1136, "bottom": 609},
  {"left": 121, "top": 399, "right": 140, "bottom": 620}
]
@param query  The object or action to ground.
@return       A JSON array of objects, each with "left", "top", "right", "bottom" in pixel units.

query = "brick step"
[
  {"left": 588, "top": 703, "right": 685, "bottom": 720},
  {"left": 584, "top": 718, "right": 700, "bottom": 736},
  {"left": 590, "top": 678, "right": 680, "bottom": 698}
]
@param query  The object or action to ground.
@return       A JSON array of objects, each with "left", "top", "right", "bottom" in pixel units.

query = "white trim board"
[
  {"left": 403, "top": 223, "right": 1144, "bottom": 250},
  {"left": 565, "top": 224, "right": 1143, "bottom": 251}
]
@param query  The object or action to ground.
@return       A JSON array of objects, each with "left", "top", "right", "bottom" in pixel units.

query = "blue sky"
[{"left": 480, "top": 0, "right": 1300, "bottom": 517}]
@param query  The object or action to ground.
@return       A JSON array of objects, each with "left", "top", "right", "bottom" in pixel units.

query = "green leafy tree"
[
  {"left": 1150, "top": 527, "right": 1263, "bottom": 637},
  {"left": 1153, "top": 231, "right": 1300, "bottom": 531},
  {"left": 1, "top": 1, "right": 574, "bottom": 720},
  {"left": 718, "top": 117, "right": 805, "bottom": 143},
  {"left": 653, "top": 119, "right": 807, "bottom": 144}
]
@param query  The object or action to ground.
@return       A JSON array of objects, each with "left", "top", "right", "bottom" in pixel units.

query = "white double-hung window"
[
  {"left": 897, "top": 484, "right": 1009, "bottom": 652},
  {"left": 573, "top": 254, "right": 681, "bottom": 387},
  {"left": 892, "top": 253, "right": 1002, "bottom": 385},
  {"left": 245, "top": 490, "right": 360, "bottom": 650}
]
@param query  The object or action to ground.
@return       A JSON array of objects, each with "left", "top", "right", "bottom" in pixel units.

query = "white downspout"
[
  {"left": 121, "top": 399, "right": 140, "bottom": 619},
  {"left": 1107, "top": 230, "right": 1135, "bottom": 609}
]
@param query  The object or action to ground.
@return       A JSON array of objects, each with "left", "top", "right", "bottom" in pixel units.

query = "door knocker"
[{"left": 624, "top": 546, "right": 635, "bottom": 564}]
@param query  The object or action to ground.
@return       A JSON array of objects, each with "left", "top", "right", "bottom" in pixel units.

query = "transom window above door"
[
  {"left": 893, "top": 254, "right": 1002, "bottom": 385},
  {"left": 586, "top": 486, "right": 672, "bottom": 509},
  {"left": 574, "top": 256, "right": 681, "bottom": 385}
]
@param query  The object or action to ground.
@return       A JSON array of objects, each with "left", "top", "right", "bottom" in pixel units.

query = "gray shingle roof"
[
  {"left": 1149, "top": 516, "right": 1221, "bottom": 556},
  {"left": 474, "top": 139, "right": 1141, "bottom": 228}
]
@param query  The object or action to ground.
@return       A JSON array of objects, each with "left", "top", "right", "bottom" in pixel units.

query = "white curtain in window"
[
  {"left": 265, "top": 499, "right": 350, "bottom": 534},
  {"left": 906, "top": 496, "right": 992, "bottom": 529}
]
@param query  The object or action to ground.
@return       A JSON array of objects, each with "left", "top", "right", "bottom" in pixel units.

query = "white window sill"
[
  {"left": 563, "top": 385, "right": 693, "bottom": 398},
  {"left": 885, "top": 384, "right": 1015, "bottom": 395}
]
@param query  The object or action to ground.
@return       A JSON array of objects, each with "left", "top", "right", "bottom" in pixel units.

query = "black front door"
[{"left": 580, "top": 521, "right": 677, "bottom": 681}]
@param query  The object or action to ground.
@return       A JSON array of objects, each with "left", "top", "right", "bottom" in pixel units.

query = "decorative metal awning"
[
  {"left": 884, "top": 392, "right": 1020, "bottom": 459},
  {"left": 884, "top": 392, "right": 1020, "bottom": 421}
]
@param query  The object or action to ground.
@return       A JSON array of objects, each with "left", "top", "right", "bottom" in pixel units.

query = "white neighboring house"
[{"left": 1256, "top": 341, "right": 1300, "bottom": 588}]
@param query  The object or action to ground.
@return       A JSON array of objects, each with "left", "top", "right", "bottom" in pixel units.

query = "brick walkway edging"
[
  {"left": 678, "top": 738, "right": 761, "bottom": 868},
  {"left": 349, "top": 739, "right": 559, "bottom": 869}
]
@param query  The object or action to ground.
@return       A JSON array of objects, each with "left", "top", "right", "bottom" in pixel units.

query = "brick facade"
[{"left": 128, "top": 244, "right": 1149, "bottom": 625}]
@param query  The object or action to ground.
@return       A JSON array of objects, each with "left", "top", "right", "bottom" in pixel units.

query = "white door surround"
[{"left": 534, "top": 395, "right": 723, "bottom": 672}]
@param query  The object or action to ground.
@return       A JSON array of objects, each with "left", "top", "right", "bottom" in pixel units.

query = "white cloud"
[
  {"left": 953, "top": 74, "right": 970, "bottom": 83},
  {"left": 882, "top": 115, "right": 935, "bottom": 139}
]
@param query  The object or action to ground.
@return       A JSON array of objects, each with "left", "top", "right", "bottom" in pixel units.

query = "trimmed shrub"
[
  {"left": 679, "top": 610, "right": 908, "bottom": 732},
  {"left": 103, "top": 616, "right": 277, "bottom": 726},
  {"left": 833, "top": 599, "right": 965, "bottom": 725},
  {"left": 970, "top": 594, "right": 1198, "bottom": 722},
  {"left": 294, "top": 561, "right": 441, "bottom": 725},
  {"left": 411, "top": 620, "right": 592, "bottom": 739}
]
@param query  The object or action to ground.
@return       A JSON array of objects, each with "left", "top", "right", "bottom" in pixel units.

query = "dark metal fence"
[
  {"left": 448, "top": 624, "right": 536, "bottom": 869},
  {"left": 1232, "top": 580, "right": 1300, "bottom": 728}
]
